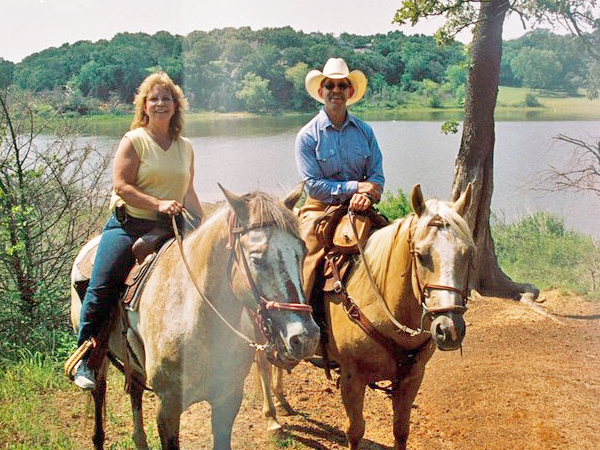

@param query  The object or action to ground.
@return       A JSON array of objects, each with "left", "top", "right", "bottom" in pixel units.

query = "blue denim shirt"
[{"left": 295, "top": 109, "right": 385, "bottom": 204}]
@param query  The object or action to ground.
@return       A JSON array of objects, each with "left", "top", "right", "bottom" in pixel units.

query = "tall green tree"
[
  {"left": 0, "top": 58, "right": 14, "bottom": 89},
  {"left": 395, "top": 0, "right": 599, "bottom": 300},
  {"left": 235, "top": 72, "right": 275, "bottom": 113}
]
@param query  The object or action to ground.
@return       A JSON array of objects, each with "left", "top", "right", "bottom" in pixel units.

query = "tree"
[
  {"left": 235, "top": 72, "right": 275, "bottom": 113},
  {"left": 0, "top": 89, "right": 110, "bottom": 346},
  {"left": 395, "top": 0, "right": 599, "bottom": 300},
  {"left": 285, "top": 62, "right": 312, "bottom": 110},
  {"left": 511, "top": 47, "right": 562, "bottom": 90},
  {"left": 535, "top": 135, "right": 600, "bottom": 199},
  {"left": 0, "top": 58, "right": 14, "bottom": 89}
]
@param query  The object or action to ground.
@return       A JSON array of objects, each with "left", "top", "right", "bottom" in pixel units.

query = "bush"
[
  {"left": 376, "top": 188, "right": 412, "bottom": 221},
  {"left": 524, "top": 92, "right": 542, "bottom": 107},
  {"left": 493, "top": 212, "right": 599, "bottom": 296}
]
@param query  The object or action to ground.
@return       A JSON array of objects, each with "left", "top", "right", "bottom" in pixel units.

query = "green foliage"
[
  {"left": 493, "top": 212, "right": 599, "bottom": 296},
  {"left": 235, "top": 72, "right": 276, "bottom": 113},
  {"left": 5, "top": 25, "right": 595, "bottom": 113},
  {"left": 441, "top": 119, "right": 460, "bottom": 134},
  {"left": 376, "top": 188, "right": 413, "bottom": 221},
  {"left": 0, "top": 89, "right": 110, "bottom": 361},
  {"left": 0, "top": 58, "right": 14, "bottom": 89}
]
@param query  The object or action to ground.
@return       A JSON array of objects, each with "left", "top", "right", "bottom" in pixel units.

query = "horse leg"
[
  {"left": 273, "top": 366, "right": 296, "bottom": 416},
  {"left": 391, "top": 364, "right": 427, "bottom": 450},
  {"left": 210, "top": 388, "right": 244, "bottom": 450},
  {"left": 129, "top": 378, "right": 149, "bottom": 450},
  {"left": 254, "top": 351, "right": 283, "bottom": 434},
  {"left": 156, "top": 391, "right": 182, "bottom": 450},
  {"left": 339, "top": 369, "right": 367, "bottom": 450},
  {"left": 91, "top": 359, "right": 109, "bottom": 450}
]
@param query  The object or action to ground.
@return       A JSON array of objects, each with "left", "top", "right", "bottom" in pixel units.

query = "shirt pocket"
[
  {"left": 315, "top": 146, "right": 341, "bottom": 177},
  {"left": 355, "top": 145, "right": 371, "bottom": 161}
]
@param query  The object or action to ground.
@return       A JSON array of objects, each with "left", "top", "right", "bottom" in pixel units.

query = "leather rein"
[{"left": 172, "top": 213, "right": 312, "bottom": 351}]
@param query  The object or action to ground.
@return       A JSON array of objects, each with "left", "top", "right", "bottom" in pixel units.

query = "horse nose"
[
  {"left": 286, "top": 320, "right": 319, "bottom": 359},
  {"left": 431, "top": 314, "right": 466, "bottom": 351}
]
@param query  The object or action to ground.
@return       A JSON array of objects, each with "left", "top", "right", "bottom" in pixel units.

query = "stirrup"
[{"left": 64, "top": 339, "right": 96, "bottom": 380}]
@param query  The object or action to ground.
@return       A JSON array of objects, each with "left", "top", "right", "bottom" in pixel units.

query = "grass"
[
  {"left": 0, "top": 352, "right": 77, "bottom": 449},
  {"left": 496, "top": 86, "right": 600, "bottom": 120},
  {"left": 0, "top": 353, "right": 162, "bottom": 450}
]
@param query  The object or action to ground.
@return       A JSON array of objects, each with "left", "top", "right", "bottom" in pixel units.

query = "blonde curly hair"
[{"left": 130, "top": 72, "right": 189, "bottom": 139}]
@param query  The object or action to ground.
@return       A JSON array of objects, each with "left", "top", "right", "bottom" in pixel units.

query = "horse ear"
[
  {"left": 453, "top": 182, "right": 473, "bottom": 217},
  {"left": 218, "top": 183, "right": 249, "bottom": 223},
  {"left": 282, "top": 182, "right": 305, "bottom": 211},
  {"left": 411, "top": 184, "right": 426, "bottom": 217}
]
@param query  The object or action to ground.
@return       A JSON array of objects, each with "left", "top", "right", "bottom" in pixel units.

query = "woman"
[{"left": 73, "top": 72, "right": 204, "bottom": 390}]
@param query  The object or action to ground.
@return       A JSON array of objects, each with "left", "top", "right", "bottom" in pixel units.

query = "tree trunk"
[{"left": 450, "top": 0, "right": 538, "bottom": 300}]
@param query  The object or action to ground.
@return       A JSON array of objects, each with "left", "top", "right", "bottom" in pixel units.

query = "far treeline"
[{"left": 0, "top": 27, "right": 597, "bottom": 113}]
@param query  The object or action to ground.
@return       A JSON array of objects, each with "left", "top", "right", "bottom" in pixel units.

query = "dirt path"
[{"left": 67, "top": 291, "right": 600, "bottom": 449}]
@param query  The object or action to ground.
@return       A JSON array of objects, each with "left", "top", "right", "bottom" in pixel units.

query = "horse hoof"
[
  {"left": 266, "top": 421, "right": 285, "bottom": 438},
  {"left": 267, "top": 424, "right": 289, "bottom": 442}
]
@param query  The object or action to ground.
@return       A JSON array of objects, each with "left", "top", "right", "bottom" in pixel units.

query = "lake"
[{"left": 89, "top": 116, "right": 599, "bottom": 237}]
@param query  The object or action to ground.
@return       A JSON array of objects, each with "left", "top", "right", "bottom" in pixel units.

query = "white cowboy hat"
[{"left": 305, "top": 58, "right": 368, "bottom": 106}]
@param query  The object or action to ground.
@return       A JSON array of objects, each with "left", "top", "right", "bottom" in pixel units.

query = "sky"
[{"left": 0, "top": 0, "right": 535, "bottom": 63}]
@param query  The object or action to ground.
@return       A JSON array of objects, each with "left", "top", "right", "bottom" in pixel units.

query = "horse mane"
[
  {"left": 190, "top": 191, "right": 300, "bottom": 241},
  {"left": 356, "top": 199, "right": 474, "bottom": 289},
  {"left": 242, "top": 191, "right": 300, "bottom": 238}
]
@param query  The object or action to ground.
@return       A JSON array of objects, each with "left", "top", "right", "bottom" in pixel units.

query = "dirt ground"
[{"left": 66, "top": 290, "right": 600, "bottom": 449}]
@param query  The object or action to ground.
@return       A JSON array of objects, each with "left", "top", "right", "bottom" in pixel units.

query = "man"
[{"left": 295, "top": 57, "right": 385, "bottom": 305}]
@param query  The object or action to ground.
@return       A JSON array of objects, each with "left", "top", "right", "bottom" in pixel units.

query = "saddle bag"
[
  {"left": 315, "top": 205, "right": 388, "bottom": 254},
  {"left": 332, "top": 213, "right": 372, "bottom": 254}
]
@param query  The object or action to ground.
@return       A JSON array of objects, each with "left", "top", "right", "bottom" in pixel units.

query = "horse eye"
[
  {"left": 415, "top": 251, "right": 431, "bottom": 267},
  {"left": 250, "top": 253, "right": 266, "bottom": 267}
]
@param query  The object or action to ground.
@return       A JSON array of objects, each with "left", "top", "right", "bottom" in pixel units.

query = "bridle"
[
  {"left": 226, "top": 213, "right": 313, "bottom": 348},
  {"left": 348, "top": 212, "right": 469, "bottom": 338},
  {"left": 172, "top": 213, "right": 312, "bottom": 357},
  {"left": 407, "top": 216, "right": 470, "bottom": 318}
]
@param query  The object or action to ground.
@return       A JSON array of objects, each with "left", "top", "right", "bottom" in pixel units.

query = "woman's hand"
[{"left": 158, "top": 200, "right": 183, "bottom": 216}]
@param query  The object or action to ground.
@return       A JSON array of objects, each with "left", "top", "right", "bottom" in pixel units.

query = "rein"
[
  {"left": 171, "top": 212, "right": 312, "bottom": 352},
  {"left": 172, "top": 215, "right": 266, "bottom": 350},
  {"left": 348, "top": 212, "right": 425, "bottom": 337}
]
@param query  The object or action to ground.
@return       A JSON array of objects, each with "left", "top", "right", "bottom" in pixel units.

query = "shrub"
[
  {"left": 376, "top": 188, "right": 412, "bottom": 221},
  {"left": 493, "top": 211, "right": 599, "bottom": 296}
]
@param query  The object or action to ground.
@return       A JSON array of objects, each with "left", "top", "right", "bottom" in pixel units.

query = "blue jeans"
[{"left": 77, "top": 212, "right": 164, "bottom": 346}]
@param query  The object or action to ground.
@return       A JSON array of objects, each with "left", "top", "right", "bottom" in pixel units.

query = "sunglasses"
[{"left": 323, "top": 82, "right": 351, "bottom": 90}]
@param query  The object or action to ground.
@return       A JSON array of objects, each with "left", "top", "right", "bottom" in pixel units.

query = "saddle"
[
  {"left": 314, "top": 205, "right": 388, "bottom": 292},
  {"left": 74, "top": 228, "right": 174, "bottom": 308}
]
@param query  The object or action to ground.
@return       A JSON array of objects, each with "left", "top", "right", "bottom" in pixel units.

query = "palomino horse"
[
  {"left": 70, "top": 186, "right": 320, "bottom": 450},
  {"left": 258, "top": 184, "right": 474, "bottom": 450}
]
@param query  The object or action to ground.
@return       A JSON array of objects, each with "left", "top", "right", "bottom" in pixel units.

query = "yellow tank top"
[{"left": 109, "top": 127, "right": 193, "bottom": 221}]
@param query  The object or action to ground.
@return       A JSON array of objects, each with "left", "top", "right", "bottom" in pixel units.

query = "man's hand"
[
  {"left": 349, "top": 192, "right": 371, "bottom": 212},
  {"left": 350, "top": 182, "right": 381, "bottom": 212}
]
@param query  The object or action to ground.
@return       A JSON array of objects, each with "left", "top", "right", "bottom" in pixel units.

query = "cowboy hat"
[{"left": 305, "top": 58, "right": 367, "bottom": 106}]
